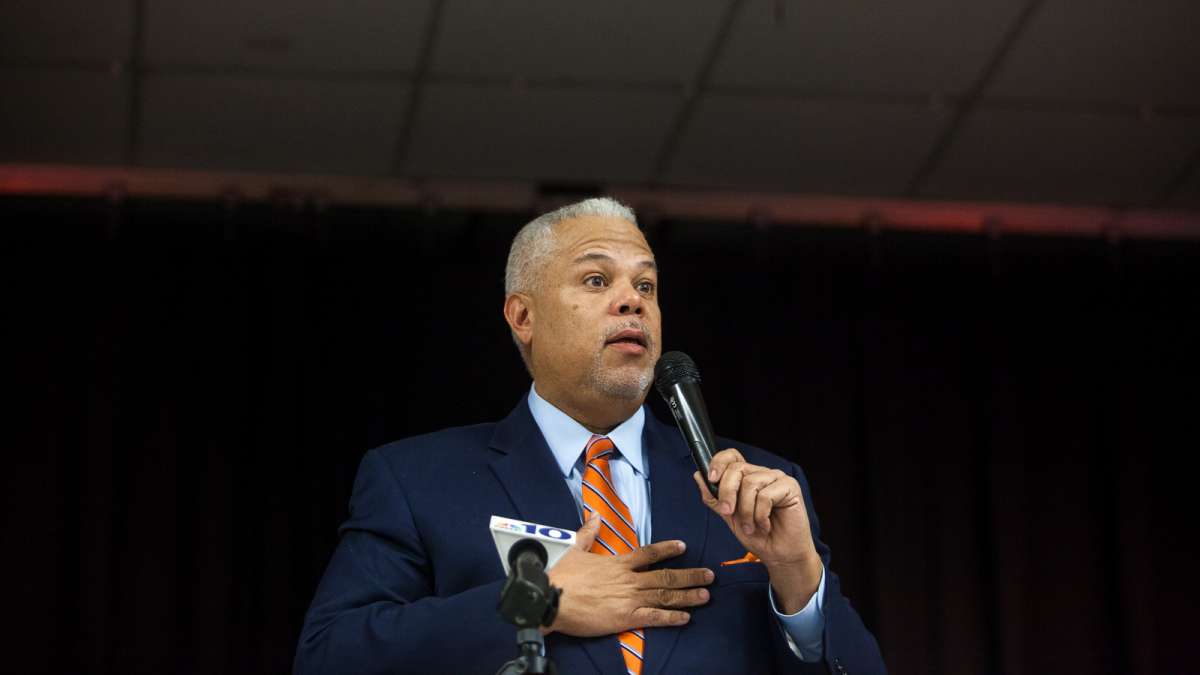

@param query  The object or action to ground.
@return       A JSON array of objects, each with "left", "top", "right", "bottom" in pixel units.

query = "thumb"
[{"left": 574, "top": 512, "right": 601, "bottom": 551}]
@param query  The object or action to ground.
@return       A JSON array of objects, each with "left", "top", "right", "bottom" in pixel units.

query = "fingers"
[
  {"left": 639, "top": 586, "right": 710, "bottom": 609},
  {"left": 755, "top": 478, "right": 801, "bottom": 531},
  {"left": 754, "top": 482, "right": 782, "bottom": 533},
  {"left": 734, "top": 470, "right": 783, "bottom": 535},
  {"left": 637, "top": 566, "right": 714, "bottom": 590},
  {"left": 715, "top": 461, "right": 745, "bottom": 517},
  {"left": 628, "top": 583, "right": 711, "bottom": 629},
  {"left": 698, "top": 457, "right": 798, "bottom": 538},
  {"left": 623, "top": 539, "right": 686, "bottom": 569},
  {"left": 573, "top": 512, "right": 602, "bottom": 551},
  {"left": 706, "top": 448, "right": 746, "bottom": 485},
  {"left": 630, "top": 607, "right": 691, "bottom": 628},
  {"left": 708, "top": 450, "right": 772, "bottom": 517}
]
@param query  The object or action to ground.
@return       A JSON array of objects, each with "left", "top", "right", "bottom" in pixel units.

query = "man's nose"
[{"left": 613, "top": 283, "right": 643, "bottom": 316}]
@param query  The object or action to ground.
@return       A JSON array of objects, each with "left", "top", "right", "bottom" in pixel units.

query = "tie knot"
[{"left": 585, "top": 435, "right": 616, "bottom": 463}]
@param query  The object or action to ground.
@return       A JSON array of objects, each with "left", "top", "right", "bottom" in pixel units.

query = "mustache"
[{"left": 602, "top": 320, "right": 656, "bottom": 349}]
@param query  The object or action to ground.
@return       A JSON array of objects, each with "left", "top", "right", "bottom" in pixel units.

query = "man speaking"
[{"left": 294, "top": 198, "right": 886, "bottom": 674}]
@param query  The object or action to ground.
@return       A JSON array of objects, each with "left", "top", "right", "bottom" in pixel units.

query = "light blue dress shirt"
[{"left": 527, "top": 385, "right": 827, "bottom": 662}]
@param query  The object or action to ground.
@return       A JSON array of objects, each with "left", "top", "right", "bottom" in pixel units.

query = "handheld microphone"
[{"left": 654, "top": 351, "right": 720, "bottom": 497}]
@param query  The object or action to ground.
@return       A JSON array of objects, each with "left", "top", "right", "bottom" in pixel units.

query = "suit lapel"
[
  {"left": 487, "top": 398, "right": 582, "bottom": 530},
  {"left": 642, "top": 412, "right": 710, "bottom": 675},
  {"left": 487, "top": 398, "right": 627, "bottom": 675}
]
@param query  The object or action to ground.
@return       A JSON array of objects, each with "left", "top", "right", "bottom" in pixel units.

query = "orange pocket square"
[{"left": 720, "top": 551, "right": 762, "bottom": 566}]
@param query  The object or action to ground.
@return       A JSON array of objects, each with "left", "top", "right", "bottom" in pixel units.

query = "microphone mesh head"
[
  {"left": 508, "top": 537, "right": 548, "bottom": 568},
  {"left": 654, "top": 351, "right": 700, "bottom": 396}
]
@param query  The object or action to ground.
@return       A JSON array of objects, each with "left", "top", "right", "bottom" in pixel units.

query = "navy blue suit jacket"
[{"left": 295, "top": 399, "right": 886, "bottom": 674}]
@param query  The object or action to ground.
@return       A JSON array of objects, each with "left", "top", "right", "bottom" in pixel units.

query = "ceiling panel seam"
[
  {"left": 904, "top": 0, "right": 1045, "bottom": 198},
  {"left": 703, "top": 86, "right": 958, "bottom": 107},
  {"left": 135, "top": 65, "right": 416, "bottom": 82},
  {"left": 392, "top": 0, "right": 446, "bottom": 176},
  {"left": 0, "top": 61, "right": 120, "bottom": 72},
  {"left": 125, "top": 0, "right": 147, "bottom": 166},
  {"left": 972, "top": 96, "right": 1200, "bottom": 119},
  {"left": 649, "top": 0, "right": 747, "bottom": 184}
]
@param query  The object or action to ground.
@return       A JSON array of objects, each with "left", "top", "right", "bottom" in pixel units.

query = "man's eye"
[
  {"left": 637, "top": 281, "right": 655, "bottom": 294},
  {"left": 585, "top": 275, "right": 606, "bottom": 288}
]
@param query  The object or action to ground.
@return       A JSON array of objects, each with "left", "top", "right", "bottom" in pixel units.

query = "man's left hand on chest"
[{"left": 692, "top": 449, "right": 824, "bottom": 614}]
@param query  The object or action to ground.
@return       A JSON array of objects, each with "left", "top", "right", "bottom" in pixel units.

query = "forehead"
[{"left": 552, "top": 215, "right": 654, "bottom": 262}]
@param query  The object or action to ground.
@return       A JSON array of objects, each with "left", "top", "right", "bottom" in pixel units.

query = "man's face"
[{"left": 529, "top": 215, "right": 661, "bottom": 402}]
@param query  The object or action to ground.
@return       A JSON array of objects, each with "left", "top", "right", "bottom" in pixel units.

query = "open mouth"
[{"left": 605, "top": 328, "right": 649, "bottom": 351}]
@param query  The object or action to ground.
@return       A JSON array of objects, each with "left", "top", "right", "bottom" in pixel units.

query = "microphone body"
[
  {"left": 497, "top": 538, "right": 560, "bottom": 628},
  {"left": 655, "top": 352, "right": 721, "bottom": 497}
]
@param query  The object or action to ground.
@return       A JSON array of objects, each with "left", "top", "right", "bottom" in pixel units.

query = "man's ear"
[{"left": 503, "top": 293, "right": 534, "bottom": 348}]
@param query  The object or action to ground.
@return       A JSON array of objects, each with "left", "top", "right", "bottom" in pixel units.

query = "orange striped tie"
[{"left": 581, "top": 435, "right": 644, "bottom": 675}]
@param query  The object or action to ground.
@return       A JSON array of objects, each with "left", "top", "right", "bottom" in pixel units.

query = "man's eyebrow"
[{"left": 571, "top": 252, "right": 657, "bottom": 270}]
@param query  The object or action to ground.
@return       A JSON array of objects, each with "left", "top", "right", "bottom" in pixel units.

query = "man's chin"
[{"left": 586, "top": 366, "right": 653, "bottom": 401}]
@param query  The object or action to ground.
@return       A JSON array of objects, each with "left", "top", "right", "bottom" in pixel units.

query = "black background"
[{"left": 5, "top": 195, "right": 1198, "bottom": 674}]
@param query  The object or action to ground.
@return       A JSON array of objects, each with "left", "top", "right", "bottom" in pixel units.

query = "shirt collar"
[{"left": 527, "top": 383, "right": 647, "bottom": 479}]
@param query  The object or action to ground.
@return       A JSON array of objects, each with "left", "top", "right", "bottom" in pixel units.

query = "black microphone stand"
[{"left": 495, "top": 539, "right": 562, "bottom": 675}]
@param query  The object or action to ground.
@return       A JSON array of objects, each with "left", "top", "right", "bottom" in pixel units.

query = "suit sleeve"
[
  {"left": 766, "top": 462, "right": 888, "bottom": 675},
  {"left": 294, "top": 448, "right": 511, "bottom": 675}
]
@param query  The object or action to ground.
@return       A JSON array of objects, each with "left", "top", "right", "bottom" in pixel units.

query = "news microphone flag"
[{"left": 490, "top": 516, "right": 576, "bottom": 575}]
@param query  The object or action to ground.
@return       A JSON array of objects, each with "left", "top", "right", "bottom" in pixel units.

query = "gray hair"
[
  {"left": 504, "top": 197, "right": 637, "bottom": 296},
  {"left": 504, "top": 197, "right": 638, "bottom": 375}
]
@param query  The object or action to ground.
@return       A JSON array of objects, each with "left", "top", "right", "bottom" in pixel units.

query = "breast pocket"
[{"left": 693, "top": 559, "right": 773, "bottom": 632}]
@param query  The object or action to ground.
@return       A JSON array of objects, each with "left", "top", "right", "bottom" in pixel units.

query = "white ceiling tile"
[
  {"left": 713, "top": 0, "right": 1026, "bottom": 95},
  {"left": 406, "top": 84, "right": 678, "bottom": 182},
  {"left": 0, "top": 70, "right": 126, "bottom": 163},
  {"left": 988, "top": 0, "right": 1200, "bottom": 105},
  {"left": 922, "top": 107, "right": 1200, "bottom": 205},
  {"left": 666, "top": 94, "right": 947, "bottom": 195},
  {"left": 0, "top": 1, "right": 131, "bottom": 63},
  {"left": 140, "top": 75, "right": 407, "bottom": 174},
  {"left": 433, "top": 0, "right": 726, "bottom": 83},
  {"left": 144, "top": 0, "right": 431, "bottom": 71}
]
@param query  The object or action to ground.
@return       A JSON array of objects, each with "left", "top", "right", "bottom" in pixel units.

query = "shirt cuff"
[{"left": 768, "top": 563, "right": 827, "bottom": 662}]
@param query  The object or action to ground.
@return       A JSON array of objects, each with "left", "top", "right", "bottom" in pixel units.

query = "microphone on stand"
[
  {"left": 654, "top": 351, "right": 721, "bottom": 498},
  {"left": 495, "top": 538, "right": 560, "bottom": 675}
]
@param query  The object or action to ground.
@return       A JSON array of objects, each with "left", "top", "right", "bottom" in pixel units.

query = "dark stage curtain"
[{"left": 5, "top": 195, "right": 1197, "bottom": 675}]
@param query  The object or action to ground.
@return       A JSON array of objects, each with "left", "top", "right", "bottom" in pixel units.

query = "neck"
[{"left": 534, "top": 382, "right": 644, "bottom": 434}]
